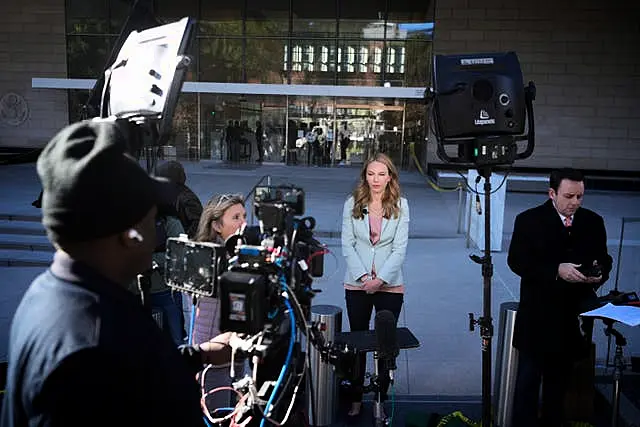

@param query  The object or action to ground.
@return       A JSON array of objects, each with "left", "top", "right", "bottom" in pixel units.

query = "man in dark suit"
[{"left": 508, "top": 168, "right": 612, "bottom": 427}]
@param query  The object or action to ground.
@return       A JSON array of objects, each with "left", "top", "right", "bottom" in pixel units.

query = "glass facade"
[{"left": 65, "top": 0, "right": 434, "bottom": 168}]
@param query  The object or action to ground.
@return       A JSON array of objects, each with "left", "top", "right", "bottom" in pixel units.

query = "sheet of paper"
[{"left": 581, "top": 303, "right": 640, "bottom": 327}]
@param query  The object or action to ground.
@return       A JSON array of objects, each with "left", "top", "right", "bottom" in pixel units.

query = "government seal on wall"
[{"left": 0, "top": 92, "right": 29, "bottom": 126}]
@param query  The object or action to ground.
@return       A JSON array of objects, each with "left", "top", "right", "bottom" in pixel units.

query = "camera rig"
[
  {"left": 80, "top": 8, "right": 353, "bottom": 426},
  {"left": 165, "top": 185, "right": 357, "bottom": 427}
]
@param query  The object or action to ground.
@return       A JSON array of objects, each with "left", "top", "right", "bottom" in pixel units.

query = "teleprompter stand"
[
  {"left": 603, "top": 320, "right": 626, "bottom": 427},
  {"left": 336, "top": 328, "right": 420, "bottom": 427}
]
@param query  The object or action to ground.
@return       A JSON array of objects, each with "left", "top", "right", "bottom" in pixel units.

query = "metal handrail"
[{"left": 245, "top": 175, "right": 272, "bottom": 225}]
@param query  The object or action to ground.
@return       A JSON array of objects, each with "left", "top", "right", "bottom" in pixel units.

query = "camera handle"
[{"left": 137, "top": 261, "right": 160, "bottom": 309}]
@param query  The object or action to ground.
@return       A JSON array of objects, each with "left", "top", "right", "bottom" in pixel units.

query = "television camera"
[
  {"left": 84, "top": 10, "right": 353, "bottom": 426},
  {"left": 165, "top": 185, "right": 357, "bottom": 427}
]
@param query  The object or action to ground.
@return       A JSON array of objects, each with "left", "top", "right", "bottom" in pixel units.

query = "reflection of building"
[
  {"left": 4, "top": 0, "right": 637, "bottom": 172},
  {"left": 362, "top": 21, "right": 407, "bottom": 40},
  {"left": 24, "top": 0, "right": 436, "bottom": 169},
  {"left": 285, "top": 42, "right": 402, "bottom": 74}
]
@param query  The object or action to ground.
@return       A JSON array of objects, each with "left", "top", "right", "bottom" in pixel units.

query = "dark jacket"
[
  {"left": 507, "top": 199, "right": 612, "bottom": 359},
  {"left": 176, "top": 184, "right": 203, "bottom": 238},
  {"left": 1, "top": 252, "right": 206, "bottom": 427}
]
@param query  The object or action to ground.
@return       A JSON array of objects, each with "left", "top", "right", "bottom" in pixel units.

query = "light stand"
[
  {"left": 468, "top": 164, "right": 497, "bottom": 427},
  {"left": 430, "top": 52, "right": 536, "bottom": 427}
]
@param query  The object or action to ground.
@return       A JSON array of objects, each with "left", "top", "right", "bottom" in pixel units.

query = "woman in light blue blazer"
[{"left": 341, "top": 153, "right": 410, "bottom": 421}]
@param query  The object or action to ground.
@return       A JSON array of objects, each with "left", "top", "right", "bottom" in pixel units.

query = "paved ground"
[{"left": 1, "top": 160, "right": 639, "bottom": 425}]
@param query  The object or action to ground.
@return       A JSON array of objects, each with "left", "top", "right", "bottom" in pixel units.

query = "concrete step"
[
  {"left": 0, "top": 233, "right": 53, "bottom": 252},
  {"left": 0, "top": 217, "right": 51, "bottom": 266},
  {"left": 0, "top": 219, "right": 46, "bottom": 236},
  {"left": 0, "top": 214, "right": 41, "bottom": 222},
  {"left": 0, "top": 249, "right": 52, "bottom": 267}
]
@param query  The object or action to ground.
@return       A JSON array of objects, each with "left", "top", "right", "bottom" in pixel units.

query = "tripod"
[
  {"left": 468, "top": 165, "right": 498, "bottom": 427},
  {"left": 603, "top": 320, "right": 627, "bottom": 427}
]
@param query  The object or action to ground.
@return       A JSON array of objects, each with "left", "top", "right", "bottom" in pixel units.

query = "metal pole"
[
  {"left": 285, "top": 95, "right": 290, "bottom": 165},
  {"left": 457, "top": 185, "right": 464, "bottom": 234},
  {"left": 481, "top": 168, "right": 494, "bottom": 427},
  {"left": 197, "top": 92, "right": 202, "bottom": 161},
  {"left": 332, "top": 97, "right": 337, "bottom": 165},
  {"left": 400, "top": 100, "right": 406, "bottom": 167},
  {"left": 613, "top": 217, "right": 625, "bottom": 292},
  {"left": 466, "top": 181, "right": 472, "bottom": 248},
  {"left": 372, "top": 351, "right": 385, "bottom": 427}
]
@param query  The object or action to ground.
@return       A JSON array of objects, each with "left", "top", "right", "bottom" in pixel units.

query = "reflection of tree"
[
  {"left": 199, "top": 20, "right": 286, "bottom": 84},
  {"left": 171, "top": 97, "right": 198, "bottom": 149},
  {"left": 67, "top": 35, "right": 112, "bottom": 79},
  {"left": 403, "top": 36, "right": 431, "bottom": 87},
  {"left": 67, "top": 90, "right": 91, "bottom": 123}
]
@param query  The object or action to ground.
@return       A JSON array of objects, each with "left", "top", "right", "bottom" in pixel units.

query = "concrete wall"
[
  {"left": 0, "top": 0, "right": 68, "bottom": 149},
  {"left": 431, "top": 0, "right": 640, "bottom": 171}
]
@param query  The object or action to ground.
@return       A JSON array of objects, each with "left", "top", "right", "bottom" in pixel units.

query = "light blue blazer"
[{"left": 341, "top": 196, "right": 410, "bottom": 288}]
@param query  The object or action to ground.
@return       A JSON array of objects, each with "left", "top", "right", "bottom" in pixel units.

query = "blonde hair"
[
  {"left": 351, "top": 153, "right": 401, "bottom": 220},
  {"left": 195, "top": 194, "right": 245, "bottom": 243}
]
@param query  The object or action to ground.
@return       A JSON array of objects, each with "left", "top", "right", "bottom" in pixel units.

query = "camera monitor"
[
  {"left": 165, "top": 237, "right": 226, "bottom": 298},
  {"left": 433, "top": 51, "right": 525, "bottom": 139}
]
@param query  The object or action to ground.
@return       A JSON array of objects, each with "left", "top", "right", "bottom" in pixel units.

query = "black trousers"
[
  {"left": 340, "top": 138, "right": 350, "bottom": 162},
  {"left": 511, "top": 350, "right": 573, "bottom": 427},
  {"left": 345, "top": 290, "right": 403, "bottom": 402}
]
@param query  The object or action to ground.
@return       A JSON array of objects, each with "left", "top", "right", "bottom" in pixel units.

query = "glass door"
[{"left": 335, "top": 98, "right": 405, "bottom": 167}]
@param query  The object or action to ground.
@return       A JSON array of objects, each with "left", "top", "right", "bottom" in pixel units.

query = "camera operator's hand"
[
  {"left": 198, "top": 332, "right": 232, "bottom": 366},
  {"left": 363, "top": 278, "right": 383, "bottom": 294},
  {"left": 558, "top": 263, "right": 588, "bottom": 283}
]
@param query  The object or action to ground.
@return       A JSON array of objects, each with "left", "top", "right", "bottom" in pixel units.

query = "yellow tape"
[{"left": 409, "top": 142, "right": 463, "bottom": 193}]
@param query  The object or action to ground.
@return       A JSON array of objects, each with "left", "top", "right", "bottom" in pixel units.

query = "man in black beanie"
[{"left": 1, "top": 120, "right": 232, "bottom": 427}]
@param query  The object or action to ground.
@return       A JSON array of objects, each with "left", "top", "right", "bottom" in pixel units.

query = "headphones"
[{"left": 128, "top": 229, "right": 144, "bottom": 242}]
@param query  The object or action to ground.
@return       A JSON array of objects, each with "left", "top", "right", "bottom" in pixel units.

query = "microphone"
[{"left": 375, "top": 310, "right": 399, "bottom": 371}]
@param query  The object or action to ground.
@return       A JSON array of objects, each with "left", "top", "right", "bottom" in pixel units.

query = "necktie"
[{"left": 564, "top": 217, "right": 572, "bottom": 227}]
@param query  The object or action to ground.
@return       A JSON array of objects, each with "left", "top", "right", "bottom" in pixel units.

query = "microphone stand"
[{"left": 371, "top": 352, "right": 394, "bottom": 427}]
